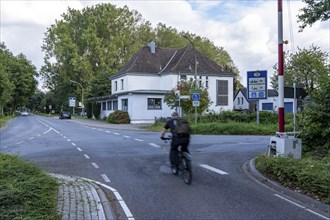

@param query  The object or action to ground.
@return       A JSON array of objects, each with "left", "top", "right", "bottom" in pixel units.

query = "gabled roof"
[{"left": 110, "top": 44, "right": 234, "bottom": 79}]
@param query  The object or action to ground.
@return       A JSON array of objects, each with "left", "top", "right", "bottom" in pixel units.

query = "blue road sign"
[
  {"left": 247, "top": 70, "right": 267, "bottom": 100},
  {"left": 192, "top": 93, "right": 200, "bottom": 101}
]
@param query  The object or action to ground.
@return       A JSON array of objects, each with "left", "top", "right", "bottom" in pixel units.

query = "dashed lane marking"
[
  {"left": 72, "top": 143, "right": 76, "bottom": 146},
  {"left": 101, "top": 174, "right": 111, "bottom": 183},
  {"left": 91, "top": 162, "right": 99, "bottom": 169},
  {"left": 149, "top": 143, "right": 160, "bottom": 148},
  {"left": 28, "top": 137, "right": 35, "bottom": 140},
  {"left": 134, "top": 138, "right": 143, "bottom": 142},
  {"left": 16, "top": 141, "right": 24, "bottom": 145},
  {"left": 84, "top": 154, "right": 90, "bottom": 159},
  {"left": 123, "top": 135, "right": 130, "bottom": 138},
  {"left": 200, "top": 164, "right": 229, "bottom": 175},
  {"left": 76, "top": 147, "right": 82, "bottom": 151},
  {"left": 113, "top": 132, "right": 120, "bottom": 135}
]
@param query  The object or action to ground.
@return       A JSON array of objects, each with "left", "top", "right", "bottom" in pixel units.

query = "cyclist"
[{"left": 160, "top": 111, "right": 190, "bottom": 174}]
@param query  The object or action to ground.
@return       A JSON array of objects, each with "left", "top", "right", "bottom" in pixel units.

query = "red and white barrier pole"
[{"left": 278, "top": 0, "right": 285, "bottom": 132}]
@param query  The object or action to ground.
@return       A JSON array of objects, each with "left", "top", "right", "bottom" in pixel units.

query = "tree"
[
  {"left": 270, "top": 45, "right": 329, "bottom": 92},
  {"left": 41, "top": 4, "right": 154, "bottom": 102},
  {"left": 0, "top": 43, "right": 38, "bottom": 115},
  {"left": 8, "top": 54, "right": 38, "bottom": 113},
  {"left": 0, "top": 43, "right": 14, "bottom": 116},
  {"left": 301, "top": 72, "right": 330, "bottom": 156},
  {"left": 298, "top": 0, "right": 330, "bottom": 31},
  {"left": 164, "top": 78, "right": 211, "bottom": 115}
]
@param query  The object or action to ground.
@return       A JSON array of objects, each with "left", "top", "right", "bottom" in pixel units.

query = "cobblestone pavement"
[{"left": 53, "top": 174, "right": 114, "bottom": 220}]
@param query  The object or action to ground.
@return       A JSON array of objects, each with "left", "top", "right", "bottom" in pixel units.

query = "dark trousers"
[{"left": 170, "top": 136, "right": 190, "bottom": 167}]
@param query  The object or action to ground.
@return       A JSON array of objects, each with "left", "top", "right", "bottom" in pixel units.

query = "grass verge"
[
  {"left": 255, "top": 153, "right": 330, "bottom": 204},
  {"left": 0, "top": 153, "right": 60, "bottom": 220},
  {"left": 0, "top": 116, "right": 15, "bottom": 128}
]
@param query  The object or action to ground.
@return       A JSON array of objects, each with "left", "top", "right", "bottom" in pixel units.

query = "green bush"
[
  {"left": 107, "top": 110, "right": 130, "bottom": 124},
  {"left": 255, "top": 154, "right": 330, "bottom": 204}
]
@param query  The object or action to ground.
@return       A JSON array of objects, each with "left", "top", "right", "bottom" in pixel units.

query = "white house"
[
  {"left": 93, "top": 42, "right": 235, "bottom": 124},
  {"left": 233, "top": 88, "right": 256, "bottom": 112},
  {"left": 234, "top": 87, "right": 307, "bottom": 113}
]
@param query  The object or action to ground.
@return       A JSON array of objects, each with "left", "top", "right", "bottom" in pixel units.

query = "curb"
[{"left": 243, "top": 158, "right": 330, "bottom": 218}]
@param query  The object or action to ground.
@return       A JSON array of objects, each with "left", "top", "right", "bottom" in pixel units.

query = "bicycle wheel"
[{"left": 181, "top": 157, "right": 192, "bottom": 185}]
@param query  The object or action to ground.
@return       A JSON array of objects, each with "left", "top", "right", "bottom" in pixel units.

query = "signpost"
[
  {"left": 247, "top": 70, "right": 267, "bottom": 125},
  {"left": 69, "top": 97, "right": 76, "bottom": 115}
]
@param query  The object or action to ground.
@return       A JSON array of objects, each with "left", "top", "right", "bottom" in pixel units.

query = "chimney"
[{"left": 148, "top": 41, "right": 156, "bottom": 53}]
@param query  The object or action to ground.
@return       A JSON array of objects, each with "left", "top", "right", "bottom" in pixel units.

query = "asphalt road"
[{"left": 0, "top": 115, "right": 327, "bottom": 220}]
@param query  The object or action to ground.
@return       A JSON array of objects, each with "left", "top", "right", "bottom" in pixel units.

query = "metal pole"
[
  {"left": 278, "top": 0, "right": 285, "bottom": 132},
  {"left": 256, "top": 102, "right": 260, "bottom": 126},
  {"left": 293, "top": 82, "right": 296, "bottom": 137},
  {"left": 194, "top": 55, "right": 198, "bottom": 124},
  {"left": 70, "top": 80, "right": 84, "bottom": 116}
]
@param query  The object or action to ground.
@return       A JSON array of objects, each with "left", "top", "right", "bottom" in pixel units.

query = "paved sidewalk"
[{"left": 53, "top": 174, "right": 114, "bottom": 220}]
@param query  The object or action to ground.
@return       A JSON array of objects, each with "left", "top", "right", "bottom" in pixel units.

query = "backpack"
[{"left": 175, "top": 118, "right": 191, "bottom": 135}]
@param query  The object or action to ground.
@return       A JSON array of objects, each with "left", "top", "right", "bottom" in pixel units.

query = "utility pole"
[{"left": 183, "top": 35, "right": 198, "bottom": 124}]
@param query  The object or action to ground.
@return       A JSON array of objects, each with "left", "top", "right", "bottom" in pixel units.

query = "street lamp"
[
  {"left": 70, "top": 80, "right": 84, "bottom": 116},
  {"left": 183, "top": 35, "right": 198, "bottom": 124}
]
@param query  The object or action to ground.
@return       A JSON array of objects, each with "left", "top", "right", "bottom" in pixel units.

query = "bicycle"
[{"left": 163, "top": 136, "right": 192, "bottom": 185}]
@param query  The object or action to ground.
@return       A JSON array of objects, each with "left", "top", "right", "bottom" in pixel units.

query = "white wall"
[
  {"left": 234, "top": 91, "right": 249, "bottom": 110},
  {"left": 207, "top": 76, "right": 234, "bottom": 112},
  {"left": 258, "top": 97, "right": 295, "bottom": 112}
]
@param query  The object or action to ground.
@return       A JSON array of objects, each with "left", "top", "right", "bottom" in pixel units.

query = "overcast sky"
[{"left": 1, "top": 0, "right": 329, "bottom": 89}]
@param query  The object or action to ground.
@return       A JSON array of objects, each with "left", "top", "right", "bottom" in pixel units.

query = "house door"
[{"left": 262, "top": 103, "right": 273, "bottom": 111}]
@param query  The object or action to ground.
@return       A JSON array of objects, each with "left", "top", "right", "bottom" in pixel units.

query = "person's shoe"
[{"left": 171, "top": 166, "right": 178, "bottom": 175}]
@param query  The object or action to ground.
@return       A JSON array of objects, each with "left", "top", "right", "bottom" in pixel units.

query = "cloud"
[{"left": 1, "top": 0, "right": 329, "bottom": 89}]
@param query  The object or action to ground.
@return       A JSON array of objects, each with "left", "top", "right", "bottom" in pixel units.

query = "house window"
[
  {"left": 115, "top": 81, "right": 118, "bottom": 91},
  {"left": 180, "top": 75, "right": 186, "bottom": 80},
  {"left": 238, "top": 97, "right": 241, "bottom": 105},
  {"left": 102, "top": 102, "right": 106, "bottom": 110},
  {"left": 113, "top": 101, "right": 118, "bottom": 110},
  {"left": 241, "top": 97, "right": 244, "bottom": 105},
  {"left": 206, "top": 76, "right": 209, "bottom": 88},
  {"left": 216, "top": 80, "right": 228, "bottom": 106},
  {"left": 121, "top": 79, "right": 124, "bottom": 90},
  {"left": 122, "top": 99, "right": 128, "bottom": 111},
  {"left": 107, "top": 101, "right": 112, "bottom": 110},
  {"left": 148, "top": 98, "right": 162, "bottom": 110}
]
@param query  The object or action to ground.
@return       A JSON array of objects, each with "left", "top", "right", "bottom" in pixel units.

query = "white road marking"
[
  {"left": 123, "top": 135, "right": 130, "bottom": 138},
  {"left": 149, "top": 143, "right": 160, "bottom": 148},
  {"left": 274, "top": 194, "right": 330, "bottom": 220},
  {"left": 16, "top": 141, "right": 24, "bottom": 145},
  {"left": 3, "top": 146, "right": 8, "bottom": 149},
  {"left": 113, "top": 132, "right": 120, "bottom": 135},
  {"left": 63, "top": 136, "right": 67, "bottom": 139},
  {"left": 72, "top": 143, "right": 76, "bottom": 146},
  {"left": 119, "top": 201, "right": 134, "bottom": 219},
  {"left": 43, "top": 128, "right": 52, "bottom": 134},
  {"left": 101, "top": 174, "right": 111, "bottom": 183},
  {"left": 134, "top": 138, "right": 143, "bottom": 142},
  {"left": 105, "top": 131, "right": 111, "bottom": 133},
  {"left": 80, "top": 177, "right": 134, "bottom": 220},
  {"left": 98, "top": 129, "right": 103, "bottom": 131},
  {"left": 67, "top": 139, "right": 71, "bottom": 142},
  {"left": 28, "top": 137, "right": 35, "bottom": 140},
  {"left": 91, "top": 162, "right": 99, "bottom": 169},
  {"left": 92, "top": 128, "right": 96, "bottom": 130},
  {"left": 76, "top": 147, "right": 82, "bottom": 151},
  {"left": 200, "top": 164, "right": 229, "bottom": 175},
  {"left": 84, "top": 154, "right": 90, "bottom": 159}
]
